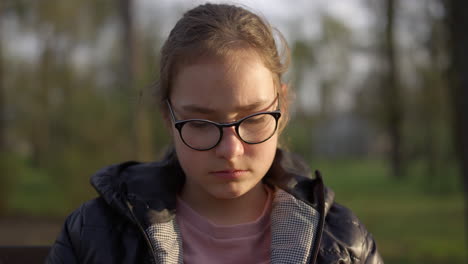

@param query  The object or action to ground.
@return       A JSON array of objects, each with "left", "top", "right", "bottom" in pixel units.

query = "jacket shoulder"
[
  {"left": 79, "top": 197, "right": 126, "bottom": 227},
  {"left": 47, "top": 198, "right": 140, "bottom": 263},
  {"left": 325, "top": 202, "right": 366, "bottom": 244},
  {"left": 61, "top": 197, "right": 126, "bottom": 246},
  {"left": 320, "top": 202, "right": 383, "bottom": 264}
]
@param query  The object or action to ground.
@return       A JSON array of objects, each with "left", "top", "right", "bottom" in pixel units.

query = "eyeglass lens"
[{"left": 180, "top": 113, "right": 278, "bottom": 150}]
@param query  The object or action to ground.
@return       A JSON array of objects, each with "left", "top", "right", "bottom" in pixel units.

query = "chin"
[
  {"left": 214, "top": 191, "right": 245, "bottom": 200},
  {"left": 215, "top": 182, "right": 261, "bottom": 200},
  {"left": 211, "top": 186, "right": 248, "bottom": 199}
]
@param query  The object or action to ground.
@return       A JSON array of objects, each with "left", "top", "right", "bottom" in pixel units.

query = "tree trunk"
[
  {"left": 383, "top": 0, "right": 404, "bottom": 178},
  {"left": 0, "top": 2, "right": 7, "bottom": 215},
  {"left": 119, "top": 0, "right": 137, "bottom": 158},
  {"left": 447, "top": 0, "right": 468, "bottom": 251},
  {"left": 31, "top": 41, "right": 52, "bottom": 167},
  {"left": 422, "top": 10, "right": 444, "bottom": 192},
  {"left": 119, "top": 0, "right": 154, "bottom": 161},
  {"left": 0, "top": 2, "right": 4, "bottom": 153},
  {"left": 120, "top": 0, "right": 135, "bottom": 90}
]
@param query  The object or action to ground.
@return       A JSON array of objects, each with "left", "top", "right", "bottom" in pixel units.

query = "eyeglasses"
[{"left": 166, "top": 97, "right": 281, "bottom": 151}]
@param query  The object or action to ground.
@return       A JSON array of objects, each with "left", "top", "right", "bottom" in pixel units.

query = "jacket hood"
[{"left": 90, "top": 148, "right": 335, "bottom": 224}]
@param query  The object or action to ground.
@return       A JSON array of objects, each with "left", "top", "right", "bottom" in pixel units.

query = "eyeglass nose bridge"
[{"left": 216, "top": 120, "right": 244, "bottom": 144}]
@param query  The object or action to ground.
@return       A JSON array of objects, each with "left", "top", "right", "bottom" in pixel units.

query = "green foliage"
[
  {"left": 313, "top": 158, "right": 466, "bottom": 264},
  {"left": 4, "top": 153, "right": 68, "bottom": 216},
  {"left": 4, "top": 85, "right": 171, "bottom": 215}
]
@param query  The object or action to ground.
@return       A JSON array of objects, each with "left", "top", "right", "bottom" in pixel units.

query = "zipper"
[
  {"left": 309, "top": 170, "right": 326, "bottom": 264},
  {"left": 126, "top": 198, "right": 158, "bottom": 264}
]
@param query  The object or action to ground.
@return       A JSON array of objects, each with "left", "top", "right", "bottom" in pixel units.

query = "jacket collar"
[{"left": 90, "top": 148, "right": 334, "bottom": 224}]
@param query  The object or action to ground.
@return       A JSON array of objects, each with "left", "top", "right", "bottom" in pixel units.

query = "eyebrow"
[{"left": 180, "top": 100, "right": 272, "bottom": 115}]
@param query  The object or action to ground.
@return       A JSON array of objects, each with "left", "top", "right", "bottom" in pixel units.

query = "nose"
[{"left": 215, "top": 126, "right": 244, "bottom": 159}]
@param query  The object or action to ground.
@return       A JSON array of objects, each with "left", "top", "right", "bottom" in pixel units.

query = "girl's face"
[{"left": 169, "top": 52, "right": 278, "bottom": 202}]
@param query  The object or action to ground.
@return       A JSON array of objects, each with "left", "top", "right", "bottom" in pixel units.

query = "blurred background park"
[{"left": 0, "top": 0, "right": 467, "bottom": 263}]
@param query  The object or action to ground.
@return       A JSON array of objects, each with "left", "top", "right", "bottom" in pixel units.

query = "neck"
[{"left": 180, "top": 183, "right": 268, "bottom": 225}]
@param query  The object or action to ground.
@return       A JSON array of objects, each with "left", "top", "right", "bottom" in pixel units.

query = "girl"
[{"left": 47, "top": 3, "right": 383, "bottom": 264}]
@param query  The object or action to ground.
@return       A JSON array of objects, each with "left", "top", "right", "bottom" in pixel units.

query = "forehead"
[{"left": 170, "top": 52, "right": 276, "bottom": 112}]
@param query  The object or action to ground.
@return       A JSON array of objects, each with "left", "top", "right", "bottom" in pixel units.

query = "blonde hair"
[{"left": 155, "top": 3, "right": 291, "bottom": 133}]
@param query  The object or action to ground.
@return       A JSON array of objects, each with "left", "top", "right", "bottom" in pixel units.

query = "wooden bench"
[{"left": 0, "top": 246, "right": 50, "bottom": 264}]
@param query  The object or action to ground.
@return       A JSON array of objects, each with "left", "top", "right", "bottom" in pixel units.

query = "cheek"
[
  {"left": 173, "top": 134, "right": 205, "bottom": 173},
  {"left": 173, "top": 131, "right": 187, "bottom": 155},
  {"left": 171, "top": 134, "right": 203, "bottom": 163},
  {"left": 245, "top": 134, "right": 278, "bottom": 166},
  {"left": 264, "top": 135, "right": 278, "bottom": 158},
  {"left": 261, "top": 135, "right": 278, "bottom": 162},
  {"left": 256, "top": 133, "right": 278, "bottom": 151}
]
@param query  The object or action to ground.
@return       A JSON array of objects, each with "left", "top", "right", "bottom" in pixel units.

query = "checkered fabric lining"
[
  {"left": 145, "top": 221, "right": 183, "bottom": 264},
  {"left": 145, "top": 189, "right": 319, "bottom": 264},
  {"left": 270, "top": 189, "right": 320, "bottom": 264}
]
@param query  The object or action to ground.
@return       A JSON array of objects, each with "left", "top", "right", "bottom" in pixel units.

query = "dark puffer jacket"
[{"left": 46, "top": 149, "right": 383, "bottom": 264}]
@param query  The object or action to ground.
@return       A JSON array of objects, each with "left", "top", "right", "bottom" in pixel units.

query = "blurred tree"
[
  {"left": 417, "top": 1, "right": 452, "bottom": 192},
  {"left": 288, "top": 15, "right": 352, "bottom": 158},
  {"left": 288, "top": 39, "right": 316, "bottom": 157},
  {"left": 7, "top": 1, "right": 96, "bottom": 167},
  {"left": 134, "top": 32, "right": 161, "bottom": 161},
  {"left": 363, "top": 0, "right": 405, "bottom": 178},
  {"left": 446, "top": 0, "right": 468, "bottom": 246},
  {"left": 120, "top": 0, "right": 135, "bottom": 90},
  {"left": 382, "top": 0, "right": 404, "bottom": 179},
  {"left": 0, "top": 0, "right": 141, "bottom": 210},
  {"left": 119, "top": 0, "right": 137, "bottom": 157},
  {"left": 393, "top": 0, "right": 454, "bottom": 192},
  {"left": 291, "top": 39, "right": 315, "bottom": 115},
  {"left": 0, "top": 1, "right": 6, "bottom": 215},
  {"left": 119, "top": 0, "right": 155, "bottom": 161},
  {"left": 317, "top": 15, "right": 352, "bottom": 118},
  {"left": 0, "top": 3, "right": 4, "bottom": 152}
]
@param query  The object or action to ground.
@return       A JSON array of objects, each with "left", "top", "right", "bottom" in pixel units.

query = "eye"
[
  {"left": 243, "top": 114, "right": 268, "bottom": 124},
  {"left": 186, "top": 120, "right": 212, "bottom": 129}
]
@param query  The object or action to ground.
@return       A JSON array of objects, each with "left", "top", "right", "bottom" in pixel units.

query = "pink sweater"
[{"left": 176, "top": 187, "right": 273, "bottom": 264}]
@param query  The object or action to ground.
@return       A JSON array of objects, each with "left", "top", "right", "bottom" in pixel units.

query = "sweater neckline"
[{"left": 176, "top": 185, "right": 273, "bottom": 239}]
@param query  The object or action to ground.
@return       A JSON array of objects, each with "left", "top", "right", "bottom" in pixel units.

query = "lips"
[{"left": 210, "top": 169, "right": 248, "bottom": 179}]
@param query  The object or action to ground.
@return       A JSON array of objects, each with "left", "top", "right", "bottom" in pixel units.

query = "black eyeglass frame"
[{"left": 166, "top": 96, "right": 281, "bottom": 151}]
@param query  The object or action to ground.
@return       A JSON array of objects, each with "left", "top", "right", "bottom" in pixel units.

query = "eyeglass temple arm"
[
  {"left": 276, "top": 92, "right": 281, "bottom": 111},
  {"left": 166, "top": 100, "right": 178, "bottom": 122}
]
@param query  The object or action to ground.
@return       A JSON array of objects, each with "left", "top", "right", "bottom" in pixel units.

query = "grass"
[{"left": 313, "top": 158, "right": 467, "bottom": 264}]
